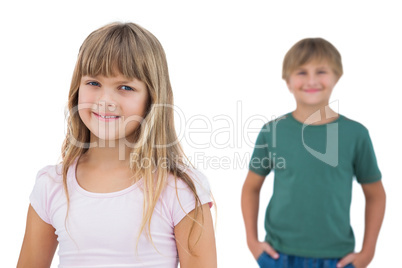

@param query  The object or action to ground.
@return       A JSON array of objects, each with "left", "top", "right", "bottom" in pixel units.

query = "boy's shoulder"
[
  {"left": 340, "top": 115, "right": 370, "bottom": 135},
  {"left": 262, "top": 113, "right": 290, "bottom": 129},
  {"left": 259, "top": 113, "right": 372, "bottom": 139}
]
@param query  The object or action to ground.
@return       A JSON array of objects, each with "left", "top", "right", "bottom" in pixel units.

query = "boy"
[{"left": 241, "top": 38, "right": 386, "bottom": 268}]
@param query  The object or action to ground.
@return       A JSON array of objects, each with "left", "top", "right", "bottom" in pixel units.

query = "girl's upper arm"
[
  {"left": 174, "top": 203, "right": 217, "bottom": 268},
  {"left": 17, "top": 204, "right": 58, "bottom": 268}
]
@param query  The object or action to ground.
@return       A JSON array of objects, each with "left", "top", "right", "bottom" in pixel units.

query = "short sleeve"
[
  {"left": 29, "top": 166, "right": 53, "bottom": 225},
  {"left": 165, "top": 169, "right": 212, "bottom": 226},
  {"left": 249, "top": 124, "right": 272, "bottom": 176},
  {"left": 353, "top": 129, "right": 382, "bottom": 184}
]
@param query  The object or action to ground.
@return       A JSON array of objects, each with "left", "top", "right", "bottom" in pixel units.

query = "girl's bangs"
[{"left": 79, "top": 25, "right": 146, "bottom": 81}]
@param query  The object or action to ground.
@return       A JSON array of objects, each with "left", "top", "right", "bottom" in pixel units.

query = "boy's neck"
[{"left": 292, "top": 106, "right": 339, "bottom": 125}]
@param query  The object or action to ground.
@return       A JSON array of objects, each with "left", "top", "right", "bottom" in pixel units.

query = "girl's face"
[
  {"left": 78, "top": 73, "right": 149, "bottom": 142},
  {"left": 286, "top": 61, "right": 339, "bottom": 108}
]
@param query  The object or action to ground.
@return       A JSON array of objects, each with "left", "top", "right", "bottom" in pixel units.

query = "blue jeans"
[{"left": 257, "top": 251, "right": 355, "bottom": 268}]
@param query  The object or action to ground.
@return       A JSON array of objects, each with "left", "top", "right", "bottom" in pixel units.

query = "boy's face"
[{"left": 286, "top": 61, "right": 339, "bottom": 109}]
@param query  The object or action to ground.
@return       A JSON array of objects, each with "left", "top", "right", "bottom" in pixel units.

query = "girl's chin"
[{"left": 89, "top": 135, "right": 127, "bottom": 144}]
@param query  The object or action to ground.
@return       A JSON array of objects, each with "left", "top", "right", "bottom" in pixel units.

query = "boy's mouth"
[{"left": 304, "top": 89, "right": 321, "bottom": 93}]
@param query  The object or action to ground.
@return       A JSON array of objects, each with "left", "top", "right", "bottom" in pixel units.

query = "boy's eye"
[
  {"left": 121, "top": 85, "right": 134, "bottom": 91},
  {"left": 297, "top": 71, "right": 306, "bottom": 75},
  {"left": 87, "top": 81, "right": 100, "bottom": 86},
  {"left": 318, "top": 70, "right": 327, "bottom": 74}
]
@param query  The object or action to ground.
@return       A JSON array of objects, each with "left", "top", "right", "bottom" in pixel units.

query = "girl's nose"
[
  {"left": 97, "top": 101, "right": 117, "bottom": 113},
  {"left": 97, "top": 89, "right": 117, "bottom": 112}
]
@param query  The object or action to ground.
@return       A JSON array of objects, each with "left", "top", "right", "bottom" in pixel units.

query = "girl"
[{"left": 17, "top": 22, "right": 217, "bottom": 268}]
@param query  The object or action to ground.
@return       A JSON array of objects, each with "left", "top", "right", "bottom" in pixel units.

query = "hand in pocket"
[{"left": 248, "top": 240, "right": 279, "bottom": 260}]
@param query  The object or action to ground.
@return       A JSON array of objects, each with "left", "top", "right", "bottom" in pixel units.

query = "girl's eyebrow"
[
  {"left": 82, "top": 76, "right": 136, "bottom": 84},
  {"left": 82, "top": 75, "right": 98, "bottom": 80},
  {"left": 114, "top": 80, "right": 136, "bottom": 84}
]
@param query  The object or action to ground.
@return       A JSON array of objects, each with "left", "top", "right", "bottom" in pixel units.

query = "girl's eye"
[
  {"left": 318, "top": 71, "right": 327, "bottom": 74},
  {"left": 297, "top": 71, "right": 306, "bottom": 75},
  {"left": 121, "top": 85, "right": 134, "bottom": 91},
  {"left": 87, "top": 81, "right": 100, "bottom": 86}
]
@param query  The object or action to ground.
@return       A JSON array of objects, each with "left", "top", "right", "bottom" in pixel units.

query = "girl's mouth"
[{"left": 93, "top": 112, "right": 120, "bottom": 121}]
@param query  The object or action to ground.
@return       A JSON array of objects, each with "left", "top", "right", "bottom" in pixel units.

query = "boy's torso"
[{"left": 250, "top": 112, "right": 381, "bottom": 258}]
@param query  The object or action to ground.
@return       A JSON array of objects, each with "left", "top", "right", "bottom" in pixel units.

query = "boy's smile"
[{"left": 286, "top": 61, "right": 339, "bottom": 108}]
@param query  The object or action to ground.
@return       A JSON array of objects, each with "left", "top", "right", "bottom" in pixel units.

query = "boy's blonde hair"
[
  {"left": 282, "top": 38, "right": 343, "bottom": 81},
  {"left": 61, "top": 22, "right": 208, "bottom": 253}
]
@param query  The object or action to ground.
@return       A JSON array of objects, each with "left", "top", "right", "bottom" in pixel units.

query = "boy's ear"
[
  {"left": 333, "top": 75, "right": 341, "bottom": 86},
  {"left": 286, "top": 80, "right": 293, "bottom": 93}
]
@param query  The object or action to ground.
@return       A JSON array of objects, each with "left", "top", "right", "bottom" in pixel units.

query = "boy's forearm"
[
  {"left": 360, "top": 183, "right": 386, "bottom": 256},
  {"left": 241, "top": 185, "right": 260, "bottom": 245}
]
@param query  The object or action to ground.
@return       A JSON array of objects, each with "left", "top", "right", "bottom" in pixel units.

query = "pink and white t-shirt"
[{"left": 29, "top": 158, "right": 212, "bottom": 268}]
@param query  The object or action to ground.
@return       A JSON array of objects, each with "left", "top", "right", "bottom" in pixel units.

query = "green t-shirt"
[{"left": 249, "top": 112, "right": 381, "bottom": 258}]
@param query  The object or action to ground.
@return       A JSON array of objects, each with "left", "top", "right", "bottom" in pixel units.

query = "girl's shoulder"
[
  {"left": 35, "top": 163, "right": 63, "bottom": 184},
  {"left": 165, "top": 167, "right": 211, "bottom": 196},
  {"left": 161, "top": 167, "right": 213, "bottom": 226},
  {"left": 30, "top": 162, "right": 70, "bottom": 225},
  {"left": 32, "top": 161, "right": 75, "bottom": 193}
]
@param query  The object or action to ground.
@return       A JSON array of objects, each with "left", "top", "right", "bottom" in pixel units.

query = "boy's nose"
[{"left": 306, "top": 74, "right": 318, "bottom": 86}]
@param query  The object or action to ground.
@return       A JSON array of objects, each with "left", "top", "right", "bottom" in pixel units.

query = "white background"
[{"left": 1, "top": 0, "right": 401, "bottom": 267}]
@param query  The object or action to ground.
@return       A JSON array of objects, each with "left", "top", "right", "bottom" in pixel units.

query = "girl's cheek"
[{"left": 78, "top": 88, "right": 95, "bottom": 103}]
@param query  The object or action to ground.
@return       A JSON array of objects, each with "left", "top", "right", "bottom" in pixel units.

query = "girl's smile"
[{"left": 93, "top": 112, "right": 121, "bottom": 121}]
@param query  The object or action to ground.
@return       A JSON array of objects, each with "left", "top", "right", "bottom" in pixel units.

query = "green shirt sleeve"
[
  {"left": 249, "top": 124, "right": 272, "bottom": 177},
  {"left": 353, "top": 128, "right": 382, "bottom": 183}
]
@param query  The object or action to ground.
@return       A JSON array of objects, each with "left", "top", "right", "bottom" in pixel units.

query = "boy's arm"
[
  {"left": 337, "top": 180, "right": 386, "bottom": 268},
  {"left": 360, "top": 180, "right": 386, "bottom": 257},
  {"left": 241, "top": 170, "right": 278, "bottom": 260},
  {"left": 17, "top": 205, "right": 58, "bottom": 268}
]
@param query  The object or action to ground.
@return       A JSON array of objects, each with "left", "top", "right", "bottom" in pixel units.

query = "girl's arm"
[
  {"left": 174, "top": 203, "right": 217, "bottom": 268},
  {"left": 337, "top": 180, "right": 386, "bottom": 268},
  {"left": 17, "top": 205, "right": 58, "bottom": 268},
  {"left": 241, "top": 170, "right": 278, "bottom": 260}
]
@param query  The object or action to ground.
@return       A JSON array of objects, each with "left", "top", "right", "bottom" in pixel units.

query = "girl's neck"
[
  {"left": 292, "top": 105, "right": 339, "bottom": 125},
  {"left": 81, "top": 136, "right": 134, "bottom": 169}
]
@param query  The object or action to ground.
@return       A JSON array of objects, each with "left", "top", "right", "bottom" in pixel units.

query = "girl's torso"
[{"left": 29, "top": 158, "right": 211, "bottom": 268}]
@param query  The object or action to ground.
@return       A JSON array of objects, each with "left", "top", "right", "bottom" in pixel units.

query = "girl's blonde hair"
[
  {"left": 61, "top": 22, "right": 207, "bottom": 252},
  {"left": 282, "top": 37, "right": 343, "bottom": 81}
]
